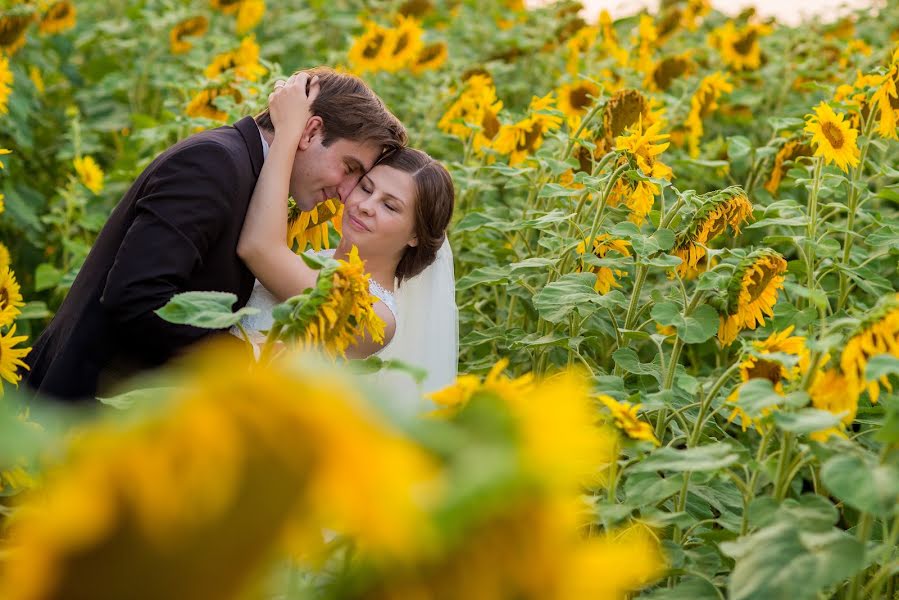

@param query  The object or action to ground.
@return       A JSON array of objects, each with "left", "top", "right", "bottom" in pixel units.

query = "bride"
[{"left": 234, "top": 72, "right": 458, "bottom": 409}]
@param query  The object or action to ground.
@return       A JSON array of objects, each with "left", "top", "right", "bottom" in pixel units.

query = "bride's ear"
[
  {"left": 408, "top": 235, "right": 418, "bottom": 248},
  {"left": 297, "top": 116, "right": 323, "bottom": 150}
]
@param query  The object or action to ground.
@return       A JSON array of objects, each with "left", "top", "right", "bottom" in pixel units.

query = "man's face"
[{"left": 289, "top": 133, "right": 383, "bottom": 211}]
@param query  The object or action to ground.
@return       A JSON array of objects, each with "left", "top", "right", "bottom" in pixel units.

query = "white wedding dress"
[{"left": 232, "top": 244, "right": 459, "bottom": 416}]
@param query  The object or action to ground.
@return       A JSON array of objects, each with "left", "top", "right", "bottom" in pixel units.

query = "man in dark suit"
[{"left": 25, "top": 67, "right": 406, "bottom": 401}]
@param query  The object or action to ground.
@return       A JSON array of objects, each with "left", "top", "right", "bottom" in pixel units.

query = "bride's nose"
[{"left": 357, "top": 195, "right": 375, "bottom": 216}]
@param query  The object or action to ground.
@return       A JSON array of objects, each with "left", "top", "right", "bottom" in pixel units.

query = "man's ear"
[{"left": 297, "top": 116, "right": 323, "bottom": 151}]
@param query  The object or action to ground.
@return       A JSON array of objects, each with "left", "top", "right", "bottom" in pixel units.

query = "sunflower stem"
[
  {"left": 804, "top": 156, "right": 824, "bottom": 313},
  {"left": 772, "top": 431, "right": 794, "bottom": 500},
  {"left": 847, "top": 512, "right": 874, "bottom": 600},
  {"left": 690, "top": 362, "right": 741, "bottom": 447}
]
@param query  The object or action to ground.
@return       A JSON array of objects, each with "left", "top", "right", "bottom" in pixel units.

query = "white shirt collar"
[{"left": 256, "top": 123, "right": 270, "bottom": 160}]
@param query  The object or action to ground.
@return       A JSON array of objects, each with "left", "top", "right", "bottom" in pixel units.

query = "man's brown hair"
[{"left": 255, "top": 66, "right": 407, "bottom": 152}]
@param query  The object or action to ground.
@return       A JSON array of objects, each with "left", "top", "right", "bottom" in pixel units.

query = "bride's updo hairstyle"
[{"left": 377, "top": 147, "right": 454, "bottom": 285}]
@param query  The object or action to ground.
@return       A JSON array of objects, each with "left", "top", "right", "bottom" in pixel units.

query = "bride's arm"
[{"left": 237, "top": 73, "right": 321, "bottom": 301}]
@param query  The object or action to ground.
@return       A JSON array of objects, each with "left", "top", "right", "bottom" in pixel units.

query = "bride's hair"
[{"left": 377, "top": 148, "right": 454, "bottom": 285}]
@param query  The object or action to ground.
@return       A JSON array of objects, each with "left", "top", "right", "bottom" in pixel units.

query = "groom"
[{"left": 25, "top": 68, "right": 406, "bottom": 401}]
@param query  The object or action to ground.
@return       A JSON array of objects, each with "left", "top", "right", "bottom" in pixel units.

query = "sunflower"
[
  {"left": 0, "top": 53, "right": 12, "bottom": 115},
  {"left": 647, "top": 54, "right": 692, "bottom": 91},
  {"left": 236, "top": 0, "right": 264, "bottom": 34},
  {"left": 0, "top": 267, "right": 23, "bottom": 327},
  {"left": 716, "top": 249, "right": 788, "bottom": 345},
  {"left": 682, "top": 0, "right": 711, "bottom": 30},
  {"left": 840, "top": 294, "right": 899, "bottom": 403},
  {"left": 204, "top": 36, "right": 267, "bottom": 82},
  {"left": 564, "top": 25, "right": 598, "bottom": 76},
  {"left": 804, "top": 102, "right": 860, "bottom": 172},
  {"left": 398, "top": 0, "right": 434, "bottom": 18},
  {"left": 347, "top": 20, "right": 395, "bottom": 75},
  {"left": 428, "top": 357, "right": 535, "bottom": 418},
  {"left": 726, "top": 326, "right": 810, "bottom": 432},
  {"left": 0, "top": 242, "right": 10, "bottom": 271},
  {"left": 38, "top": 1, "right": 75, "bottom": 35},
  {"left": 870, "top": 47, "right": 899, "bottom": 141},
  {"left": 609, "top": 117, "right": 673, "bottom": 225},
  {"left": 671, "top": 186, "right": 753, "bottom": 277},
  {"left": 273, "top": 247, "right": 385, "bottom": 358},
  {"left": 684, "top": 72, "right": 733, "bottom": 157},
  {"left": 709, "top": 21, "right": 771, "bottom": 71},
  {"left": 186, "top": 86, "right": 241, "bottom": 121},
  {"left": 575, "top": 235, "right": 631, "bottom": 294},
  {"left": 0, "top": 9, "right": 34, "bottom": 54},
  {"left": 383, "top": 15, "right": 424, "bottom": 73},
  {"left": 169, "top": 16, "right": 208, "bottom": 54},
  {"left": 764, "top": 139, "right": 812, "bottom": 194},
  {"left": 287, "top": 198, "right": 343, "bottom": 252},
  {"left": 630, "top": 14, "right": 657, "bottom": 75},
  {"left": 808, "top": 369, "right": 859, "bottom": 442},
  {"left": 600, "top": 88, "right": 656, "bottom": 151},
  {"left": 438, "top": 74, "right": 503, "bottom": 155},
  {"left": 493, "top": 94, "right": 562, "bottom": 166},
  {"left": 210, "top": 0, "right": 242, "bottom": 14},
  {"left": 598, "top": 395, "right": 659, "bottom": 445},
  {"left": 598, "top": 9, "right": 628, "bottom": 66},
  {"left": 73, "top": 155, "right": 104, "bottom": 194},
  {"left": 556, "top": 80, "right": 600, "bottom": 128},
  {"left": 0, "top": 148, "right": 10, "bottom": 170},
  {"left": 410, "top": 41, "right": 447, "bottom": 74},
  {"left": 0, "top": 324, "right": 30, "bottom": 389}
]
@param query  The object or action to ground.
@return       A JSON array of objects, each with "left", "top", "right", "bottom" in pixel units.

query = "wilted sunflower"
[
  {"left": 709, "top": 21, "right": 771, "bottom": 71},
  {"left": 438, "top": 74, "right": 503, "bottom": 155},
  {"left": 599, "top": 88, "right": 656, "bottom": 151},
  {"left": 272, "top": 247, "right": 385, "bottom": 358},
  {"left": 684, "top": 72, "right": 733, "bottom": 157},
  {"left": 210, "top": 0, "right": 242, "bottom": 14},
  {"left": 236, "top": 0, "right": 264, "bottom": 34},
  {"left": 287, "top": 197, "right": 343, "bottom": 252},
  {"left": 169, "top": 15, "right": 208, "bottom": 54},
  {"left": 410, "top": 41, "right": 447, "bottom": 74},
  {"left": 383, "top": 15, "right": 424, "bottom": 72},
  {"left": 0, "top": 54, "right": 12, "bottom": 115},
  {"left": 0, "top": 324, "right": 30, "bottom": 388},
  {"left": 764, "top": 138, "right": 812, "bottom": 194},
  {"left": 38, "top": 1, "right": 75, "bottom": 35},
  {"left": 808, "top": 369, "right": 859, "bottom": 442},
  {"left": 556, "top": 79, "right": 600, "bottom": 128},
  {"left": 726, "top": 326, "right": 810, "bottom": 432},
  {"left": 647, "top": 53, "right": 692, "bottom": 91},
  {"left": 575, "top": 235, "right": 631, "bottom": 294},
  {"left": 870, "top": 47, "right": 899, "bottom": 141},
  {"left": 73, "top": 155, "right": 104, "bottom": 194},
  {"left": 804, "top": 102, "right": 860, "bottom": 172},
  {"left": 492, "top": 93, "right": 562, "bottom": 166},
  {"left": 671, "top": 186, "right": 753, "bottom": 277},
  {"left": 0, "top": 9, "right": 34, "bottom": 54},
  {"left": 186, "top": 86, "right": 242, "bottom": 121},
  {"left": 0, "top": 266, "right": 24, "bottom": 326},
  {"left": 840, "top": 293, "right": 899, "bottom": 403},
  {"left": 598, "top": 395, "right": 659, "bottom": 445},
  {"left": 716, "top": 249, "right": 788, "bottom": 345},
  {"left": 347, "top": 20, "right": 395, "bottom": 74},
  {"left": 204, "top": 36, "right": 267, "bottom": 82}
]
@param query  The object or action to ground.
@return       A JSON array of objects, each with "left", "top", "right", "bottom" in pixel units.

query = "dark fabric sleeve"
[{"left": 100, "top": 142, "right": 240, "bottom": 363}]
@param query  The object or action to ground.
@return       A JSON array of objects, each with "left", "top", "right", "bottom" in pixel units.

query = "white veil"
[{"left": 373, "top": 238, "right": 458, "bottom": 414}]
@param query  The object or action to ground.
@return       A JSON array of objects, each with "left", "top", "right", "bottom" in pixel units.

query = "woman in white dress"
[{"left": 234, "top": 72, "right": 458, "bottom": 406}]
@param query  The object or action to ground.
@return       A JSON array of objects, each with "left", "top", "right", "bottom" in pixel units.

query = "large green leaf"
[
  {"left": 155, "top": 291, "right": 260, "bottom": 329},
  {"left": 533, "top": 273, "right": 620, "bottom": 323},
  {"left": 821, "top": 453, "right": 899, "bottom": 518},
  {"left": 638, "top": 577, "right": 720, "bottom": 599},
  {"left": 651, "top": 302, "right": 719, "bottom": 344},
  {"left": 631, "top": 443, "right": 741, "bottom": 473},
  {"left": 773, "top": 409, "right": 843, "bottom": 435}
]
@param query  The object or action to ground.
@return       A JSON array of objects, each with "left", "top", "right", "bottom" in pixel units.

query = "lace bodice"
[{"left": 232, "top": 249, "right": 397, "bottom": 354}]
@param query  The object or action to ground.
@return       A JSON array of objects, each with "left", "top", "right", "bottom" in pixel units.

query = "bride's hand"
[{"left": 268, "top": 72, "right": 320, "bottom": 143}]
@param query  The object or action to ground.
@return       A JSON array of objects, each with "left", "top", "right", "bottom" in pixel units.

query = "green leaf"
[
  {"left": 821, "top": 453, "right": 899, "bottom": 518},
  {"left": 638, "top": 576, "right": 720, "bottom": 599},
  {"left": 34, "top": 263, "right": 62, "bottom": 292},
  {"left": 349, "top": 356, "right": 428, "bottom": 383},
  {"left": 651, "top": 302, "right": 719, "bottom": 344},
  {"left": 533, "top": 273, "right": 618, "bottom": 323},
  {"left": 611, "top": 347, "right": 662, "bottom": 382},
  {"left": 631, "top": 443, "right": 741, "bottom": 473},
  {"left": 98, "top": 387, "right": 178, "bottom": 410},
  {"left": 155, "top": 291, "right": 260, "bottom": 329},
  {"left": 16, "top": 301, "right": 52, "bottom": 320},
  {"left": 456, "top": 266, "right": 509, "bottom": 290},
  {"left": 865, "top": 354, "right": 899, "bottom": 381},
  {"left": 733, "top": 378, "right": 783, "bottom": 418},
  {"left": 773, "top": 409, "right": 843, "bottom": 434},
  {"left": 722, "top": 522, "right": 864, "bottom": 600}
]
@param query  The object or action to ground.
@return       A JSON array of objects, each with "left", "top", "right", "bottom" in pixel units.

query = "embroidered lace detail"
[{"left": 369, "top": 278, "right": 397, "bottom": 321}]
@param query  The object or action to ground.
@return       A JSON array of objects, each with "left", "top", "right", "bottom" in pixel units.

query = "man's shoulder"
[{"left": 165, "top": 124, "right": 247, "bottom": 163}]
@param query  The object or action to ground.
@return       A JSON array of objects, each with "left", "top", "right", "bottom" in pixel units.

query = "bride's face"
[{"left": 341, "top": 165, "right": 418, "bottom": 258}]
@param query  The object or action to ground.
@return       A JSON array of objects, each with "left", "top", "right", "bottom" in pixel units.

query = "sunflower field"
[{"left": 2, "top": 0, "right": 899, "bottom": 598}]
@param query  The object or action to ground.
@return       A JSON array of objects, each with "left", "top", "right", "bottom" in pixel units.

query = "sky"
[{"left": 526, "top": 0, "right": 882, "bottom": 25}]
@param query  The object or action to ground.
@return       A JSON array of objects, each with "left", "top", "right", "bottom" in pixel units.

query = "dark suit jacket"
[{"left": 25, "top": 116, "right": 265, "bottom": 401}]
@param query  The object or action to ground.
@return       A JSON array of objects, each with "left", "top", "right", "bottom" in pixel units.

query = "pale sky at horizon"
[{"left": 527, "top": 0, "right": 882, "bottom": 25}]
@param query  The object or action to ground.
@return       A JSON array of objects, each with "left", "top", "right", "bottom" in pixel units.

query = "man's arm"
[{"left": 100, "top": 141, "right": 240, "bottom": 363}]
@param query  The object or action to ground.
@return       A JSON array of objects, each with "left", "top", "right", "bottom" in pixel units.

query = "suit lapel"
[{"left": 233, "top": 116, "right": 265, "bottom": 178}]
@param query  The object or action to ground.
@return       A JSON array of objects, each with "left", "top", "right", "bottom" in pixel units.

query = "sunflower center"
[
  {"left": 746, "top": 266, "right": 777, "bottom": 301},
  {"left": 392, "top": 32, "right": 410, "bottom": 56},
  {"left": 416, "top": 44, "right": 441, "bottom": 65},
  {"left": 520, "top": 122, "right": 544, "bottom": 152},
  {"left": 654, "top": 57, "right": 689, "bottom": 90},
  {"left": 747, "top": 358, "right": 783, "bottom": 384},
  {"left": 48, "top": 2, "right": 73, "bottom": 19},
  {"left": 733, "top": 30, "right": 758, "bottom": 56},
  {"left": 0, "top": 15, "right": 32, "bottom": 46},
  {"left": 821, "top": 121, "right": 845, "bottom": 149},
  {"left": 362, "top": 33, "right": 386, "bottom": 59},
  {"left": 569, "top": 86, "right": 593, "bottom": 112},
  {"left": 0, "top": 287, "right": 8, "bottom": 309},
  {"left": 605, "top": 90, "right": 647, "bottom": 139},
  {"left": 481, "top": 110, "right": 500, "bottom": 140}
]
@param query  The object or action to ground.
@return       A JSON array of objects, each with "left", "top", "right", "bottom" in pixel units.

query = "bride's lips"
[{"left": 348, "top": 214, "right": 370, "bottom": 232}]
